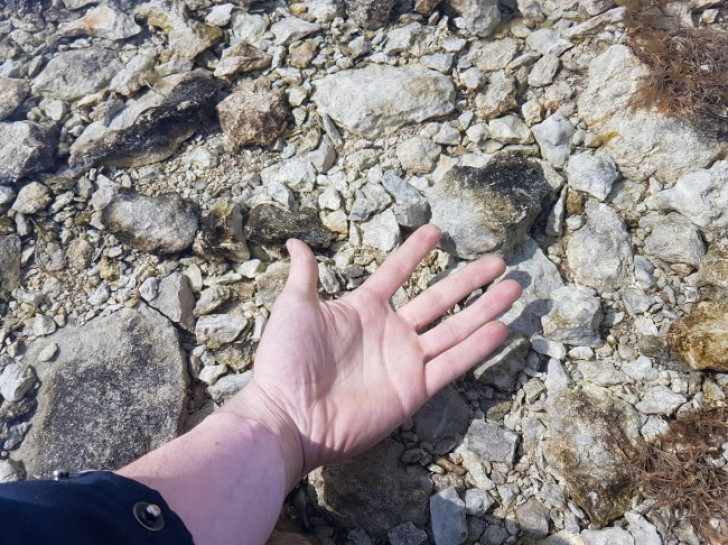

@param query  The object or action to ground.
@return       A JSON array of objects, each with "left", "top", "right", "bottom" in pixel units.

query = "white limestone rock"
[
  {"left": 542, "top": 286, "right": 602, "bottom": 347},
  {"left": 567, "top": 152, "right": 619, "bottom": 202}
]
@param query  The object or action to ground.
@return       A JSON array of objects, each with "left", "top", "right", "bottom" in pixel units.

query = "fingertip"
[
  {"left": 421, "top": 224, "right": 442, "bottom": 242},
  {"left": 500, "top": 278, "right": 523, "bottom": 300},
  {"left": 488, "top": 320, "right": 509, "bottom": 343}
]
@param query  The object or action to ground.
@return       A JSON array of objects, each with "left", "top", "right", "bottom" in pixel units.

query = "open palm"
[{"left": 225, "top": 225, "right": 521, "bottom": 484}]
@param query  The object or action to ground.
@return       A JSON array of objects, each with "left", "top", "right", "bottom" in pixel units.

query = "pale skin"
[{"left": 118, "top": 224, "right": 522, "bottom": 545}]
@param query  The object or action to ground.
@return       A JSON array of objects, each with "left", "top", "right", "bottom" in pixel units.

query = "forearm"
[{"left": 117, "top": 411, "right": 293, "bottom": 545}]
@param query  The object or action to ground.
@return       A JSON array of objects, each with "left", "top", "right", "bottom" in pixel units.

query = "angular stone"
[
  {"left": 312, "top": 64, "right": 455, "bottom": 138},
  {"left": 464, "top": 420, "right": 519, "bottom": 465},
  {"left": 0, "top": 77, "right": 28, "bottom": 121},
  {"left": 59, "top": 4, "right": 142, "bottom": 40},
  {"left": 649, "top": 160, "right": 728, "bottom": 230},
  {"left": 12, "top": 181, "right": 51, "bottom": 214},
  {"left": 271, "top": 17, "right": 318, "bottom": 45},
  {"left": 668, "top": 301, "right": 728, "bottom": 372},
  {"left": 578, "top": 45, "right": 722, "bottom": 182},
  {"left": 388, "top": 522, "right": 428, "bottom": 545},
  {"left": 195, "top": 314, "right": 249, "bottom": 349},
  {"left": 381, "top": 172, "right": 430, "bottom": 229},
  {"left": 32, "top": 47, "right": 121, "bottom": 101},
  {"left": 581, "top": 528, "right": 634, "bottom": 545},
  {"left": 214, "top": 43, "right": 272, "bottom": 79},
  {"left": 217, "top": 81, "right": 290, "bottom": 149},
  {"left": 468, "top": 38, "right": 520, "bottom": 73},
  {"left": 71, "top": 71, "right": 219, "bottom": 169},
  {"left": 473, "top": 334, "right": 529, "bottom": 391},
  {"left": 0, "top": 121, "right": 58, "bottom": 185},
  {"left": 542, "top": 286, "right": 602, "bottom": 347},
  {"left": 700, "top": 238, "right": 728, "bottom": 289},
  {"left": 193, "top": 201, "right": 250, "bottom": 262},
  {"left": 312, "top": 438, "right": 432, "bottom": 536},
  {"left": 541, "top": 387, "right": 643, "bottom": 527},
  {"left": 516, "top": 498, "right": 550, "bottom": 538},
  {"left": 567, "top": 152, "right": 619, "bottom": 202},
  {"left": 343, "top": 0, "right": 397, "bottom": 29},
  {"left": 430, "top": 487, "right": 467, "bottom": 545},
  {"left": 428, "top": 155, "right": 551, "bottom": 259},
  {"left": 19, "top": 305, "right": 187, "bottom": 477},
  {"left": 448, "top": 0, "right": 500, "bottom": 37},
  {"left": 412, "top": 385, "right": 470, "bottom": 443},
  {"left": 361, "top": 208, "right": 401, "bottom": 253},
  {"left": 397, "top": 136, "right": 440, "bottom": 174},
  {"left": 135, "top": 0, "right": 222, "bottom": 59},
  {"left": 532, "top": 112, "right": 574, "bottom": 167},
  {"left": 566, "top": 200, "right": 633, "bottom": 291},
  {"left": 625, "top": 512, "right": 662, "bottom": 545},
  {"left": 642, "top": 212, "right": 705, "bottom": 268},
  {"left": 350, "top": 184, "right": 393, "bottom": 222},
  {"left": 0, "top": 364, "right": 36, "bottom": 403},
  {"left": 0, "top": 235, "right": 21, "bottom": 297},
  {"left": 635, "top": 385, "right": 686, "bottom": 416},
  {"left": 527, "top": 29, "right": 573, "bottom": 57},
  {"left": 244, "top": 203, "right": 333, "bottom": 249},
  {"left": 148, "top": 273, "right": 196, "bottom": 332},
  {"left": 101, "top": 190, "right": 200, "bottom": 255},
  {"left": 498, "top": 237, "right": 565, "bottom": 337}
]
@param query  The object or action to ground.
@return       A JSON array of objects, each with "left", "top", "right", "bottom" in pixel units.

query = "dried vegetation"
[
  {"left": 620, "top": 0, "right": 728, "bottom": 139},
  {"left": 633, "top": 406, "right": 728, "bottom": 544}
]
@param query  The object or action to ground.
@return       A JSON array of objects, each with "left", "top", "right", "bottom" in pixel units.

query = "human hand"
[{"left": 222, "top": 225, "right": 522, "bottom": 489}]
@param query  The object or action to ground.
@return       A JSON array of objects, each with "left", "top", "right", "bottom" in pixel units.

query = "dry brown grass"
[
  {"left": 620, "top": 0, "right": 728, "bottom": 139},
  {"left": 633, "top": 406, "right": 728, "bottom": 544}
]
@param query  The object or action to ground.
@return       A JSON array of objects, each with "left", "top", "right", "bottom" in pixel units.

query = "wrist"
[{"left": 218, "top": 381, "right": 304, "bottom": 491}]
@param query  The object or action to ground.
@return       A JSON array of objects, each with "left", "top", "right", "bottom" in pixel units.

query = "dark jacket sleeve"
[{"left": 0, "top": 470, "right": 195, "bottom": 545}]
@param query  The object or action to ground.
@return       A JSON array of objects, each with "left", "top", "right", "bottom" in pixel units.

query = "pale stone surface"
[
  {"left": 361, "top": 209, "right": 401, "bottom": 253},
  {"left": 0, "top": 121, "right": 58, "bottom": 185},
  {"left": 463, "top": 420, "right": 519, "bottom": 465},
  {"left": 312, "top": 65, "right": 455, "bottom": 138},
  {"left": 577, "top": 45, "right": 722, "bottom": 182},
  {"left": 669, "top": 302, "right": 728, "bottom": 372},
  {"left": 642, "top": 212, "right": 705, "bottom": 267},
  {"left": 430, "top": 487, "right": 467, "bottom": 545},
  {"left": 19, "top": 305, "right": 188, "bottom": 477},
  {"left": 0, "top": 77, "right": 28, "bottom": 121},
  {"left": 542, "top": 286, "right": 602, "bottom": 347},
  {"left": 532, "top": 112, "right": 574, "bottom": 167},
  {"left": 59, "top": 4, "right": 142, "bottom": 40},
  {"left": 581, "top": 528, "right": 634, "bottom": 545},
  {"left": 449, "top": 0, "right": 500, "bottom": 37},
  {"left": 0, "top": 235, "right": 21, "bottom": 296},
  {"left": 567, "top": 152, "right": 619, "bottom": 202},
  {"left": 12, "top": 182, "right": 51, "bottom": 214},
  {"left": 32, "top": 47, "right": 121, "bottom": 101}
]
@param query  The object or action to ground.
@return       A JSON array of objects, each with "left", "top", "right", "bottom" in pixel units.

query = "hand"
[{"left": 222, "top": 225, "right": 522, "bottom": 488}]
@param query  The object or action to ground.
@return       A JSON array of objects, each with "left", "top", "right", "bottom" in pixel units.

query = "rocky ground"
[{"left": 1, "top": 0, "right": 728, "bottom": 544}]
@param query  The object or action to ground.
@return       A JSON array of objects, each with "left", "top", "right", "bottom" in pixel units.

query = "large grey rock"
[
  {"left": 516, "top": 498, "right": 550, "bottom": 538},
  {"left": 498, "top": 237, "right": 565, "bottom": 337},
  {"left": 542, "top": 286, "right": 602, "bottom": 347},
  {"left": 463, "top": 420, "right": 519, "bottom": 465},
  {"left": 217, "top": 81, "right": 290, "bottom": 149},
  {"left": 648, "top": 160, "right": 728, "bottom": 230},
  {"left": 101, "top": 190, "right": 200, "bottom": 255},
  {"left": 532, "top": 112, "right": 574, "bottom": 167},
  {"left": 577, "top": 45, "right": 722, "bottom": 182},
  {"left": 428, "top": 155, "right": 551, "bottom": 259},
  {"left": 361, "top": 208, "right": 401, "bottom": 253},
  {"left": 668, "top": 301, "right": 728, "bottom": 372},
  {"left": 567, "top": 152, "right": 619, "bottom": 202},
  {"left": 344, "top": 0, "right": 397, "bottom": 29},
  {"left": 11, "top": 181, "right": 52, "bottom": 214},
  {"left": 59, "top": 4, "right": 142, "bottom": 40},
  {"left": 581, "top": 528, "right": 634, "bottom": 545},
  {"left": 312, "top": 65, "right": 455, "bottom": 138},
  {"left": 19, "top": 305, "right": 188, "bottom": 477},
  {"left": 430, "top": 487, "right": 467, "bottom": 545},
  {"left": 566, "top": 200, "right": 633, "bottom": 291},
  {"left": 32, "top": 47, "right": 121, "bottom": 101},
  {"left": 381, "top": 172, "right": 430, "bottom": 229},
  {"left": 0, "top": 235, "right": 21, "bottom": 296},
  {"left": 412, "top": 385, "right": 470, "bottom": 443},
  {"left": 214, "top": 43, "right": 272, "bottom": 79},
  {"left": 148, "top": 273, "right": 196, "bottom": 332},
  {"left": 472, "top": 334, "right": 529, "bottom": 391},
  {"left": 135, "top": 0, "right": 222, "bottom": 59},
  {"left": 700, "top": 238, "right": 728, "bottom": 289},
  {"left": 312, "top": 438, "right": 432, "bottom": 536},
  {"left": 635, "top": 385, "right": 686, "bottom": 416},
  {"left": 541, "top": 387, "right": 643, "bottom": 527},
  {"left": 244, "top": 203, "right": 333, "bottom": 249},
  {"left": 625, "top": 512, "right": 662, "bottom": 545},
  {"left": 0, "top": 77, "right": 28, "bottom": 120},
  {"left": 448, "top": 0, "right": 500, "bottom": 37},
  {"left": 0, "top": 121, "right": 58, "bottom": 185},
  {"left": 70, "top": 71, "right": 219, "bottom": 169},
  {"left": 0, "top": 363, "right": 36, "bottom": 403},
  {"left": 642, "top": 212, "right": 705, "bottom": 268}
]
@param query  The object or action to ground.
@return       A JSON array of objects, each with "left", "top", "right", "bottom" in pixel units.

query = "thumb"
[{"left": 284, "top": 239, "right": 319, "bottom": 297}]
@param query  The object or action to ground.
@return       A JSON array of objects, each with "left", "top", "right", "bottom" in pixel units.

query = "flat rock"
[
  {"left": 463, "top": 420, "right": 519, "bottom": 465},
  {"left": 448, "top": 0, "right": 500, "bottom": 37},
  {"left": 59, "top": 4, "right": 141, "bottom": 40},
  {"left": 542, "top": 285, "right": 602, "bottom": 347},
  {"left": 668, "top": 301, "right": 728, "bottom": 372},
  {"left": 70, "top": 71, "right": 219, "bottom": 169},
  {"left": 581, "top": 528, "right": 634, "bottom": 545},
  {"left": 642, "top": 212, "right": 705, "bottom": 268},
  {"left": 244, "top": 203, "right": 333, "bottom": 249},
  {"left": 472, "top": 334, "right": 529, "bottom": 391},
  {"left": 214, "top": 43, "right": 272, "bottom": 79},
  {"left": 0, "top": 235, "right": 21, "bottom": 296},
  {"left": 430, "top": 487, "right": 467, "bottom": 545},
  {"left": 135, "top": 0, "right": 222, "bottom": 59},
  {"left": 0, "top": 121, "right": 58, "bottom": 185},
  {"left": 541, "top": 387, "right": 643, "bottom": 527},
  {"left": 381, "top": 172, "right": 430, "bottom": 229},
  {"left": 635, "top": 385, "right": 686, "bottom": 416},
  {"left": 217, "top": 81, "right": 290, "bottom": 148},
  {"left": 32, "top": 47, "right": 121, "bottom": 101},
  {"left": 532, "top": 112, "right": 574, "bottom": 167},
  {"left": 19, "top": 305, "right": 187, "bottom": 477},
  {"left": 412, "top": 385, "right": 470, "bottom": 443},
  {"left": 312, "top": 438, "right": 432, "bottom": 536},
  {"left": 344, "top": 0, "right": 397, "bottom": 29},
  {"left": 577, "top": 44, "right": 722, "bottom": 183},
  {"left": 148, "top": 273, "right": 196, "bottom": 332},
  {"left": 567, "top": 152, "right": 619, "bottom": 202},
  {"left": 0, "top": 77, "right": 28, "bottom": 120},
  {"left": 516, "top": 498, "right": 550, "bottom": 538},
  {"left": 700, "top": 238, "right": 728, "bottom": 289},
  {"left": 498, "top": 237, "right": 565, "bottom": 337},
  {"left": 566, "top": 200, "right": 633, "bottom": 291},
  {"left": 361, "top": 208, "right": 401, "bottom": 253},
  {"left": 428, "top": 155, "right": 551, "bottom": 259},
  {"left": 12, "top": 181, "right": 52, "bottom": 215},
  {"left": 312, "top": 64, "right": 455, "bottom": 138},
  {"left": 648, "top": 160, "right": 728, "bottom": 231},
  {"left": 101, "top": 189, "right": 200, "bottom": 255}
]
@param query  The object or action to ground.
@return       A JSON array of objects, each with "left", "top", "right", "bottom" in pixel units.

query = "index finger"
[{"left": 360, "top": 224, "right": 441, "bottom": 299}]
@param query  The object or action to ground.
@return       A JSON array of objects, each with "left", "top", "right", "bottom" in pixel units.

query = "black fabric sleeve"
[{"left": 0, "top": 471, "right": 195, "bottom": 545}]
